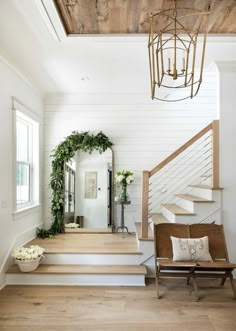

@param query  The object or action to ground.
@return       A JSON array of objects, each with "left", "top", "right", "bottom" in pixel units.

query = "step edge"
[
  {"left": 176, "top": 194, "right": 215, "bottom": 203},
  {"left": 189, "top": 185, "right": 223, "bottom": 190},
  {"left": 42, "top": 251, "right": 143, "bottom": 255}
]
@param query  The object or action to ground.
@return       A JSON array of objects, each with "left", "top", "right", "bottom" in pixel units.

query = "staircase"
[
  {"left": 140, "top": 120, "right": 221, "bottom": 239},
  {"left": 6, "top": 233, "right": 146, "bottom": 286}
]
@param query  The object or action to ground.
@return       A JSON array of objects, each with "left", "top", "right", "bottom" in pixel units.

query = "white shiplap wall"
[{"left": 44, "top": 72, "right": 218, "bottom": 231}]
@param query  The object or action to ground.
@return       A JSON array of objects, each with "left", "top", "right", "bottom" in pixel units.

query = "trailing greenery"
[{"left": 37, "top": 131, "right": 113, "bottom": 238}]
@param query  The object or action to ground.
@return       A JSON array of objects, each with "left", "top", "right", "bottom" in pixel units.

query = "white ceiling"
[
  {"left": 1, "top": 0, "right": 236, "bottom": 97},
  {"left": 0, "top": 0, "right": 151, "bottom": 96}
]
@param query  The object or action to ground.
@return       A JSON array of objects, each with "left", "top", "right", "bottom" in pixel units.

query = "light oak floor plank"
[
  {"left": 26, "top": 233, "right": 141, "bottom": 254},
  {"left": 0, "top": 279, "right": 236, "bottom": 330}
]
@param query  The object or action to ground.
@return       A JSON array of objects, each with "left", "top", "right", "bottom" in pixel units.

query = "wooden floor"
[
  {"left": 26, "top": 233, "right": 141, "bottom": 254},
  {"left": 0, "top": 279, "right": 236, "bottom": 330}
]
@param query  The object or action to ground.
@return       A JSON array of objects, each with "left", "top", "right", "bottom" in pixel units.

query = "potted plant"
[
  {"left": 115, "top": 170, "right": 134, "bottom": 203},
  {"left": 11, "top": 245, "right": 45, "bottom": 272}
]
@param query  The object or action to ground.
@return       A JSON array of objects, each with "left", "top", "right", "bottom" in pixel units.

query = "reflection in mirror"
[
  {"left": 64, "top": 150, "right": 113, "bottom": 229},
  {"left": 64, "top": 160, "right": 76, "bottom": 223}
]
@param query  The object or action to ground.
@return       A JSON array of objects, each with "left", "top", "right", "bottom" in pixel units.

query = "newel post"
[
  {"left": 212, "top": 120, "right": 220, "bottom": 188},
  {"left": 142, "top": 170, "right": 150, "bottom": 238}
]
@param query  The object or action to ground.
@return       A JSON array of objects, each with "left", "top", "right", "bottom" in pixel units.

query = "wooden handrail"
[{"left": 149, "top": 122, "right": 213, "bottom": 177}]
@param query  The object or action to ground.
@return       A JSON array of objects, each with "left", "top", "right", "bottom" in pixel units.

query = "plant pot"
[{"left": 15, "top": 255, "right": 45, "bottom": 272}]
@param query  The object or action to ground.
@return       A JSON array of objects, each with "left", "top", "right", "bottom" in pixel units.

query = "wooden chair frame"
[{"left": 154, "top": 223, "right": 236, "bottom": 300}]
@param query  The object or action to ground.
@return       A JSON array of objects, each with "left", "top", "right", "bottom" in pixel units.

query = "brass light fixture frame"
[{"left": 148, "top": 0, "right": 210, "bottom": 102}]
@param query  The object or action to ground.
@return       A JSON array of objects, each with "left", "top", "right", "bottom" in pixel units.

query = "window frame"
[
  {"left": 12, "top": 97, "right": 40, "bottom": 214},
  {"left": 16, "top": 114, "right": 33, "bottom": 208}
]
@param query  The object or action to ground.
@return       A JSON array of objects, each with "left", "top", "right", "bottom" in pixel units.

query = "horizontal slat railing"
[{"left": 141, "top": 120, "right": 219, "bottom": 238}]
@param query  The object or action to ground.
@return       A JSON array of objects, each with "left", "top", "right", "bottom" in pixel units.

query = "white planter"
[{"left": 15, "top": 255, "right": 45, "bottom": 272}]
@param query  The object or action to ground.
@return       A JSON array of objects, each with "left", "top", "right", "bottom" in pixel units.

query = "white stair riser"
[
  {"left": 176, "top": 199, "right": 221, "bottom": 215},
  {"left": 6, "top": 273, "right": 145, "bottom": 286},
  {"left": 175, "top": 198, "right": 195, "bottom": 212},
  {"left": 43, "top": 253, "right": 141, "bottom": 265},
  {"left": 161, "top": 207, "right": 176, "bottom": 222},
  {"left": 190, "top": 187, "right": 221, "bottom": 200}
]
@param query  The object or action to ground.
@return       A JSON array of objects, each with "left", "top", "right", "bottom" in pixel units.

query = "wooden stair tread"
[
  {"left": 26, "top": 233, "right": 142, "bottom": 255},
  {"left": 189, "top": 184, "right": 223, "bottom": 190},
  {"left": 7, "top": 264, "right": 147, "bottom": 275},
  {"left": 176, "top": 194, "right": 214, "bottom": 203},
  {"left": 162, "top": 204, "right": 195, "bottom": 215},
  {"left": 149, "top": 213, "right": 170, "bottom": 225},
  {"left": 65, "top": 228, "right": 112, "bottom": 234},
  {"left": 135, "top": 222, "right": 153, "bottom": 241}
]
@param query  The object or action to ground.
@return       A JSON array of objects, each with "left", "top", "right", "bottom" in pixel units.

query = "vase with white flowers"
[
  {"left": 115, "top": 170, "right": 134, "bottom": 203},
  {"left": 11, "top": 245, "right": 45, "bottom": 272}
]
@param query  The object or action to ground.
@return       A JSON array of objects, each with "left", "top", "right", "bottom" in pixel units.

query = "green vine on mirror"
[{"left": 37, "top": 131, "right": 113, "bottom": 238}]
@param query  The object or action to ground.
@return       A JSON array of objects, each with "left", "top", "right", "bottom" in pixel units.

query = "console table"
[{"left": 116, "top": 201, "right": 131, "bottom": 237}]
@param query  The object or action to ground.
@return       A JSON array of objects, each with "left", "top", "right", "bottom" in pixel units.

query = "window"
[
  {"left": 16, "top": 112, "right": 32, "bottom": 206},
  {"left": 13, "top": 100, "right": 39, "bottom": 212}
]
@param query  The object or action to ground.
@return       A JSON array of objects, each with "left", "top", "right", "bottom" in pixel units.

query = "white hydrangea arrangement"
[
  {"left": 11, "top": 245, "right": 45, "bottom": 261},
  {"left": 115, "top": 170, "right": 134, "bottom": 203},
  {"left": 65, "top": 223, "right": 80, "bottom": 228},
  {"left": 115, "top": 170, "right": 134, "bottom": 186}
]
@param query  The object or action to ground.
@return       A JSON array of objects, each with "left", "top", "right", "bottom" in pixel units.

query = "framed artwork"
[{"left": 84, "top": 171, "right": 97, "bottom": 199}]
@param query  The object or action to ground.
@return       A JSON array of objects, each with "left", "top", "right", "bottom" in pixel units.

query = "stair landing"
[
  {"left": 6, "top": 233, "right": 146, "bottom": 286},
  {"left": 26, "top": 233, "right": 141, "bottom": 254}
]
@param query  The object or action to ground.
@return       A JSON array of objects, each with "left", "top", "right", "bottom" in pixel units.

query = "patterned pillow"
[{"left": 170, "top": 236, "right": 213, "bottom": 262}]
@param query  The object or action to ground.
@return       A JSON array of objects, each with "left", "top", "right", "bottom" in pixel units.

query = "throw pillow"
[{"left": 170, "top": 236, "right": 213, "bottom": 262}]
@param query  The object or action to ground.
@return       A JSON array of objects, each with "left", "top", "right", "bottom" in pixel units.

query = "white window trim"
[
  {"left": 16, "top": 115, "right": 33, "bottom": 209},
  {"left": 12, "top": 97, "right": 40, "bottom": 216}
]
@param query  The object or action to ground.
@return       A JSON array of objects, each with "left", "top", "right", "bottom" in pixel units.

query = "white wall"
[
  {"left": 0, "top": 58, "right": 44, "bottom": 288},
  {"left": 217, "top": 62, "right": 236, "bottom": 265},
  {"left": 44, "top": 74, "right": 218, "bottom": 231}
]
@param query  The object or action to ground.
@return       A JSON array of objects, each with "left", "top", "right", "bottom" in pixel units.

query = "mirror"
[{"left": 64, "top": 149, "right": 113, "bottom": 229}]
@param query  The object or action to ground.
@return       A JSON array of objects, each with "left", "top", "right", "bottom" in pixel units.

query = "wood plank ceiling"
[{"left": 54, "top": 0, "right": 236, "bottom": 35}]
